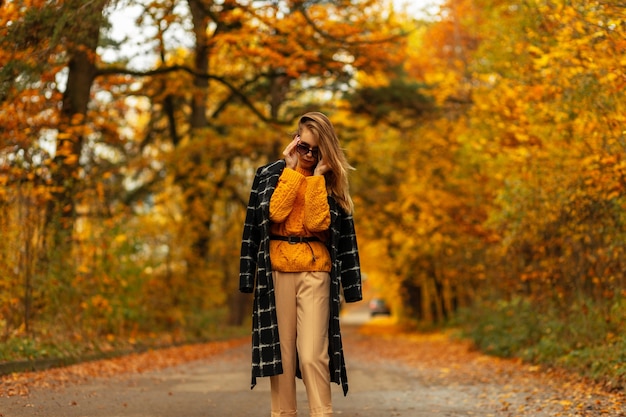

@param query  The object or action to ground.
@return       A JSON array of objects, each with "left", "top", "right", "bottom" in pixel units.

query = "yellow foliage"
[{"left": 347, "top": 0, "right": 626, "bottom": 324}]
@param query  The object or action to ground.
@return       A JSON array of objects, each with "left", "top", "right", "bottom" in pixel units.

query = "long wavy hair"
[{"left": 298, "top": 112, "right": 355, "bottom": 214}]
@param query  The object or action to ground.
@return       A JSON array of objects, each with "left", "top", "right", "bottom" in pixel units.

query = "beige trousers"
[{"left": 270, "top": 271, "right": 332, "bottom": 417}]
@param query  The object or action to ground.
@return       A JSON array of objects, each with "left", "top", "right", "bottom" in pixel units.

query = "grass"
[
  {"left": 455, "top": 296, "right": 626, "bottom": 391},
  {"left": 0, "top": 308, "right": 250, "bottom": 375}
]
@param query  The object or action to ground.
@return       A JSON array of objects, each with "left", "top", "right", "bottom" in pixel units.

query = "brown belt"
[
  {"left": 269, "top": 235, "right": 320, "bottom": 245},
  {"left": 269, "top": 235, "right": 320, "bottom": 262}
]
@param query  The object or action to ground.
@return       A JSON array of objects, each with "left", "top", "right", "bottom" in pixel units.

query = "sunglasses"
[{"left": 295, "top": 142, "right": 320, "bottom": 159}]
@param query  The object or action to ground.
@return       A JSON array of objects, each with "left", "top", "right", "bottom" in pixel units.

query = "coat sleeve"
[
  {"left": 239, "top": 168, "right": 262, "bottom": 293},
  {"left": 338, "top": 212, "right": 363, "bottom": 303}
]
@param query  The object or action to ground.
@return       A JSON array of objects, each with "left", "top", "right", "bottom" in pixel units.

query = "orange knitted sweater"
[{"left": 269, "top": 166, "right": 332, "bottom": 272}]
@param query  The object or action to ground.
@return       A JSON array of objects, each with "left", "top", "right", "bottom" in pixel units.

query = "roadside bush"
[
  {"left": 457, "top": 296, "right": 626, "bottom": 389},
  {"left": 457, "top": 296, "right": 542, "bottom": 357}
]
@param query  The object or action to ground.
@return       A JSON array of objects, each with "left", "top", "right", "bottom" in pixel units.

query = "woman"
[{"left": 239, "top": 112, "right": 362, "bottom": 417}]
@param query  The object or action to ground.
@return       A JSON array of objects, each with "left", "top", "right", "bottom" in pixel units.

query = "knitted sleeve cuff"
[
  {"left": 269, "top": 168, "right": 305, "bottom": 223},
  {"left": 304, "top": 175, "right": 330, "bottom": 231}
]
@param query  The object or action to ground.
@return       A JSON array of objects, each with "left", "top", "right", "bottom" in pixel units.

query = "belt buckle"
[{"left": 288, "top": 236, "right": 298, "bottom": 245}]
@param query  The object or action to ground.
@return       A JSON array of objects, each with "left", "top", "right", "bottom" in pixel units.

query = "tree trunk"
[
  {"left": 176, "top": 0, "right": 214, "bottom": 316},
  {"left": 189, "top": 0, "right": 210, "bottom": 132},
  {"left": 47, "top": 0, "right": 107, "bottom": 239},
  {"left": 44, "top": 0, "right": 108, "bottom": 317}
]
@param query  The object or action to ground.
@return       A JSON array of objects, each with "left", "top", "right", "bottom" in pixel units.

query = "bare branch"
[{"left": 95, "top": 65, "right": 290, "bottom": 125}]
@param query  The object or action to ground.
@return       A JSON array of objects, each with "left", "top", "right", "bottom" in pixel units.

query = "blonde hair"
[{"left": 298, "top": 112, "right": 355, "bottom": 214}]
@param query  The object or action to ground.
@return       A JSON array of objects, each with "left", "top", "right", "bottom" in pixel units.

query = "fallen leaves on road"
[
  {"left": 2, "top": 321, "right": 625, "bottom": 416},
  {"left": 0, "top": 337, "right": 247, "bottom": 398},
  {"left": 351, "top": 319, "right": 626, "bottom": 416}
]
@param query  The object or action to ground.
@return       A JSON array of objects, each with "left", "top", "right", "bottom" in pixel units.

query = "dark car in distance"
[{"left": 368, "top": 298, "right": 391, "bottom": 316}]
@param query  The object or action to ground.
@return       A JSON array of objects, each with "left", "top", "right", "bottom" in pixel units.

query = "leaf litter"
[
  {"left": 0, "top": 338, "right": 245, "bottom": 398},
  {"left": 1, "top": 322, "right": 625, "bottom": 416},
  {"left": 352, "top": 320, "right": 625, "bottom": 416}
]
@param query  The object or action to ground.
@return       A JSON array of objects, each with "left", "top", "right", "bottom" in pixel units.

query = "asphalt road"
[
  {"left": 1, "top": 305, "right": 484, "bottom": 417},
  {"left": 7, "top": 304, "right": 612, "bottom": 417},
  {"left": 1, "top": 343, "right": 476, "bottom": 417}
]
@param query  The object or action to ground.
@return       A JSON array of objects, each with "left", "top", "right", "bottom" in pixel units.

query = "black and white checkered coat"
[{"left": 239, "top": 159, "right": 362, "bottom": 396}]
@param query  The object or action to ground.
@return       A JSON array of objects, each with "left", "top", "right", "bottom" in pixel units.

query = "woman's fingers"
[
  {"left": 314, "top": 159, "right": 330, "bottom": 176},
  {"left": 283, "top": 136, "right": 299, "bottom": 169},
  {"left": 283, "top": 136, "right": 299, "bottom": 156}
]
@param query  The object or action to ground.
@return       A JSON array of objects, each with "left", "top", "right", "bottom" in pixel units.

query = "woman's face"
[{"left": 296, "top": 127, "right": 320, "bottom": 171}]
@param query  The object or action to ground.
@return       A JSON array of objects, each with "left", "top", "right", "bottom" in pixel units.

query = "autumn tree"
[
  {"left": 345, "top": 0, "right": 489, "bottom": 323},
  {"left": 354, "top": 0, "right": 626, "bottom": 378},
  {"left": 0, "top": 0, "right": 406, "bottom": 345},
  {"left": 348, "top": 0, "right": 625, "bottom": 334},
  {"left": 464, "top": 0, "right": 626, "bottom": 307}
]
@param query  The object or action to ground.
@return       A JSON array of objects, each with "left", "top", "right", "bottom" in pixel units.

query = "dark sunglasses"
[{"left": 295, "top": 142, "right": 320, "bottom": 159}]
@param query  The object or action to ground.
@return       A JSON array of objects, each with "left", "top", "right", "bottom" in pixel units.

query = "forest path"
[{"left": 1, "top": 305, "right": 624, "bottom": 416}]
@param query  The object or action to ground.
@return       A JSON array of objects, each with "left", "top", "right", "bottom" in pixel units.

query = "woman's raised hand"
[
  {"left": 283, "top": 136, "right": 299, "bottom": 169},
  {"left": 314, "top": 157, "right": 330, "bottom": 176}
]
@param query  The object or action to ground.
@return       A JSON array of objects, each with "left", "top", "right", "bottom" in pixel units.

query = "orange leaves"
[
  {"left": 350, "top": 0, "right": 626, "bottom": 335},
  {"left": 351, "top": 324, "right": 626, "bottom": 416},
  {"left": 81, "top": 294, "right": 113, "bottom": 315},
  {"left": 581, "top": 154, "right": 626, "bottom": 204},
  {"left": 405, "top": 0, "right": 479, "bottom": 106},
  {"left": 0, "top": 338, "right": 246, "bottom": 397}
]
